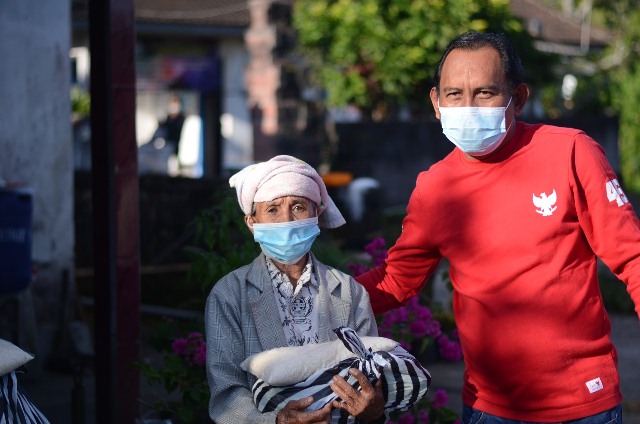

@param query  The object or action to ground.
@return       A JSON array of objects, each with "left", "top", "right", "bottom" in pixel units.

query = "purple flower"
[
  {"left": 399, "top": 340, "right": 412, "bottom": 351},
  {"left": 365, "top": 237, "right": 386, "bottom": 253},
  {"left": 409, "top": 320, "right": 430, "bottom": 337},
  {"left": 348, "top": 262, "right": 370, "bottom": 277},
  {"left": 172, "top": 338, "right": 189, "bottom": 356},
  {"left": 382, "top": 311, "right": 398, "bottom": 327},
  {"left": 431, "top": 389, "right": 449, "bottom": 408},
  {"left": 188, "top": 331, "right": 203, "bottom": 340},
  {"left": 406, "top": 296, "right": 421, "bottom": 308},
  {"left": 383, "top": 307, "right": 409, "bottom": 326},
  {"left": 372, "top": 250, "right": 388, "bottom": 266},
  {"left": 188, "top": 332, "right": 204, "bottom": 348},
  {"left": 451, "top": 328, "right": 460, "bottom": 340},
  {"left": 424, "top": 320, "right": 442, "bottom": 338},
  {"left": 438, "top": 336, "right": 462, "bottom": 362},
  {"left": 398, "top": 413, "right": 416, "bottom": 424},
  {"left": 192, "top": 343, "right": 207, "bottom": 366},
  {"left": 395, "top": 307, "right": 409, "bottom": 322},
  {"left": 378, "top": 327, "right": 393, "bottom": 338},
  {"left": 414, "top": 306, "right": 433, "bottom": 321},
  {"left": 364, "top": 237, "right": 388, "bottom": 265},
  {"left": 418, "top": 410, "right": 430, "bottom": 424}
]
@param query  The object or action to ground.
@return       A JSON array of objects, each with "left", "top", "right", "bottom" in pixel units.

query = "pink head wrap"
[{"left": 229, "top": 155, "right": 346, "bottom": 228}]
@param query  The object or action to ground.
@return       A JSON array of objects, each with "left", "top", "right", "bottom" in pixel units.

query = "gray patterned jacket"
[{"left": 205, "top": 253, "right": 378, "bottom": 423}]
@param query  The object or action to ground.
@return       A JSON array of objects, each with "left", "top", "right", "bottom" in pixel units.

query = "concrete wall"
[
  {"left": 219, "top": 38, "right": 253, "bottom": 171},
  {"left": 333, "top": 116, "right": 620, "bottom": 210},
  {"left": 0, "top": 0, "right": 73, "bottom": 323}
]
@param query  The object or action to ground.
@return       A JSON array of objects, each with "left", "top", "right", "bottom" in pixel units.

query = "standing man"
[
  {"left": 161, "top": 95, "right": 185, "bottom": 158},
  {"left": 356, "top": 31, "right": 640, "bottom": 423}
]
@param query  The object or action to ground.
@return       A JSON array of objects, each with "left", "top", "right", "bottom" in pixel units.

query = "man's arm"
[
  {"left": 356, "top": 264, "right": 405, "bottom": 315},
  {"left": 572, "top": 134, "right": 640, "bottom": 317},
  {"left": 355, "top": 184, "right": 442, "bottom": 315}
]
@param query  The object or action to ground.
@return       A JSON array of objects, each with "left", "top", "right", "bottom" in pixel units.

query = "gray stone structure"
[{"left": 0, "top": 0, "right": 74, "bottom": 347}]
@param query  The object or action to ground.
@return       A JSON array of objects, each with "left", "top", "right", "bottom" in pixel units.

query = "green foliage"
[
  {"left": 293, "top": 0, "right": 551, "bottom": 119},
  {"left": 589, "top": 0, "right": 640, "bottom": 193},
  {"left": 184, "top": 189, "right": 260, "bottom": 297},
  {"left": 602, "top": 3, "right": 640, "bottom": 194},
  {"left": 471, "top": 0, "right": 559, "bottom": 90},
  {"left": 599, "top": 267, "right": 636, "bottom": 315},
  {"left": 71, "top": 87, "right": 91, "bottom": 119},
  {"left": 139, "top": 191, "right": 261, "bottom": 423},
  {"left": 311, "top": 234, "right": 360, "bottom": 273},
  {"left": 137, "top": 330, "right": 209, "bottom": 424},
  {"left": 614, "top": 65, "right": 640, "bottom": 194}
]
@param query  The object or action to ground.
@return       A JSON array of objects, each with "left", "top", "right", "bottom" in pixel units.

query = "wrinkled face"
[{"left": 245, "top": 196, "right": 317, "bottom": 229}]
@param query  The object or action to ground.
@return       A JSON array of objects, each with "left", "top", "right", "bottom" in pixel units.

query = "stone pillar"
[
  {"left": 245, "top": 0, "right": 280, "bottom": 161},
  {"left": 244, "top": 0, "right": 326, "bottom": 166}
]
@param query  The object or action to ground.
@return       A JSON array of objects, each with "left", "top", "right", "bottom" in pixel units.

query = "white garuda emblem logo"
[{"left": 533, "top": 189, "right": 557, "bottom": 216}]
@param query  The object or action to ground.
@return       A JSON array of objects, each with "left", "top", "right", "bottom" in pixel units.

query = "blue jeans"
[{"left": 462, "top": 404, "right": 622, "bottom": 424}]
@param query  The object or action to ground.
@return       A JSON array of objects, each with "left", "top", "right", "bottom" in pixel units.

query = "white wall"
[
  {"left": 218, "top": 39, "right": 253, "bottom": 172},
  {"left": 0, "top": 0, "right": 73, "bottom": 315}
]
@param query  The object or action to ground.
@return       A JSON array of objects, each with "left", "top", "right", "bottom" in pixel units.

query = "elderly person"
[{"left": 205, "top": 155, "right": 386, "bottom": 424}]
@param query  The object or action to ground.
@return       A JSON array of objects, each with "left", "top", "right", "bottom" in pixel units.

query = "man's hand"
[
  {"left": 330, "top": 368, "right": 386, "bottom": 422},
  {"left": 276, "top": 396, "right": 331, "bottom": 424}
]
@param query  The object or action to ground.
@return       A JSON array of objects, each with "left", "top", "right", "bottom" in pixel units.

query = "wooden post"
[{"left": 89, "top": 0, "right": 141, "bottom": 422}]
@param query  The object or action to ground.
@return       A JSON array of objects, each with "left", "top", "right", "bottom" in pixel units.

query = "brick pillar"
[{"left": 245, "top": 0, "right": 280, "bottom": 161}]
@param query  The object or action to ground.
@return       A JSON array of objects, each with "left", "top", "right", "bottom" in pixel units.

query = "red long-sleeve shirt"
[{"left": 357, "top": 122, "right": 640, "bottom": 421}]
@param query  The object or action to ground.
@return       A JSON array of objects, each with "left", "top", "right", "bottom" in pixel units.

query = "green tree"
[
  {"left": 614, "top": 64, "right": 640, "bottom": 194},
  {"left": 593, "top": 0, "right": 640, "bottom": 193},
  {"left": 293, "top": 0, "right": 554, "bottom": 120}
]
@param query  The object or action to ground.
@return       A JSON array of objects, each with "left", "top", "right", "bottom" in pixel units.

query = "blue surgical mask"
[
  {"left": 438, "top": 98, "right": 513, "bottom": 156},
  {"left": 251, "top": 217, "right": 320, "bottom": 264}
]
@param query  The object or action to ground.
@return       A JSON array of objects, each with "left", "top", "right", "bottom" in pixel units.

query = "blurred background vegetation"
[
  {"left": 293, "top": 0, "right": 640, "bottom": 194},
  {"left": 75, "top": 0, "right": 639, "bottom": 318}
]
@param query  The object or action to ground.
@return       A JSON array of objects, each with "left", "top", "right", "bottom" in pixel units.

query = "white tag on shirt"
[{"left": 586, "top": 377, "right": 604, "bottom": 394}]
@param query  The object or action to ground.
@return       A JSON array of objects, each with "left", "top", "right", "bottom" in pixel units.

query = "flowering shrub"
[
  {"left": 137, "top": 331, "right": 210, "bottom": 423},
  {"left": 348, "top": 237, "right": 462, "bottom": 361},
  {"left": 348, "top": 237, "right": 462, "bottom": 423}
]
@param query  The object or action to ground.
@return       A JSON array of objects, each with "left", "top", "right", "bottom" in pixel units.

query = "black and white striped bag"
[
  {"left": 1, "top": 371, "right": 50, "bottom": 424},
  {"left": 251, "top": 327, "right": 431, "bottom": 421}
]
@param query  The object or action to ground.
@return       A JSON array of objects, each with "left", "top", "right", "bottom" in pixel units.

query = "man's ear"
[
  {"left": 244, "top": 215, "right": 255, "bottom": 234},
  {"left": 513, "top": 83, "right": 530, "bottom": 117},
  {"left": 429, "top": 87, "right": 441, "bottom": 120}
]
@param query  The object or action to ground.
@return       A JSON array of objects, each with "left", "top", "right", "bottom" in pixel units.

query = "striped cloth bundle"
[
  {"left": 1, "top": 371, "right": 50, "bottom": 424},
  {"left": 251, "top": 327, "right": 431, "bottom": 422}
]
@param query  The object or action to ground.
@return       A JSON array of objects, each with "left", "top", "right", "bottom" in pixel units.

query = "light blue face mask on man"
[
  {"left": 252, "top": 217, "right": 320, "bottom": 264},
  {"left": 438, "top": 98, "right": 513, "bottom": 156}
]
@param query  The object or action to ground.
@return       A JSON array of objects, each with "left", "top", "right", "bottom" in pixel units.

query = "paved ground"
[{"left": 17, "top": 313, "right": 640, "bottom": 423}]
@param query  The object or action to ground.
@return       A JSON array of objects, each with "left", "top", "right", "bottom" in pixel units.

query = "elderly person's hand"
[
  {"left": 276, "top": 397, "right": 331, "bottom": 424},
  {"left": 330, "top": 368, "right": 386, "bottom": 422}
]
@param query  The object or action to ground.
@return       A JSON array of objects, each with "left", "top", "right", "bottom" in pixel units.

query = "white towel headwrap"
[{"left": 229, "top": 155, "right": 346, "bottom": 229}]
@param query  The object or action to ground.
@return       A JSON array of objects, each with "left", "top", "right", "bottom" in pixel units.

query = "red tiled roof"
[
  {"left": 509, "top": 0, "right": 612, "bottom": 47},
  {"left": 72, "top": 0, "right": 612, "bottom": 49},
  {"left": 135, "top": 0, "right": 250, "bottom": 27},
  {"left": 72, "top": 0, "right": 252, "bottom": 28}
]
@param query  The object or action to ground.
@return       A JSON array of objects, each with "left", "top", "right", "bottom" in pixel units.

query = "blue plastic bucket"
[{"left": 0, "top": 188, "right": 33, "bottom": 293}]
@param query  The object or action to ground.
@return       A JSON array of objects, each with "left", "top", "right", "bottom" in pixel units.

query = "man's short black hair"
[{"left": 433, "top": 31, "right": 525, "bottom": 93}]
